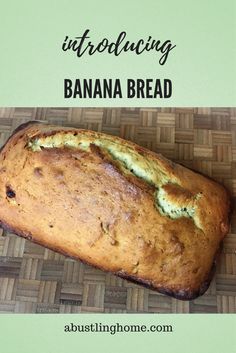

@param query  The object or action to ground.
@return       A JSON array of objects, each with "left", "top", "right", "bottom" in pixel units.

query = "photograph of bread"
[{"left": 0, "top": 107, "right": 235, "bottom": 313}]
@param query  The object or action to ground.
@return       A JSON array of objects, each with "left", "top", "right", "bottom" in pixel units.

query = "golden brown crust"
[{"left": 0, "top": 122, "right": 231, "bottom": 300}]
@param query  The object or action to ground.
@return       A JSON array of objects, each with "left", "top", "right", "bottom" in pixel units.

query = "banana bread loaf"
[{"left": 0, "top": 122, "right": 230, "bottom": 300}]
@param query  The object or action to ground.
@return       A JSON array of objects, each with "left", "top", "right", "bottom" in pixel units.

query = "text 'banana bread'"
[{"left": 0, "top": 122, "right": 230, "bottom": 300}]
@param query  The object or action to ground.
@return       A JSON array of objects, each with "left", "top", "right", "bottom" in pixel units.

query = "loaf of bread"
[{"left": 0, "top": 122, "right": 230, "bottom": 300}]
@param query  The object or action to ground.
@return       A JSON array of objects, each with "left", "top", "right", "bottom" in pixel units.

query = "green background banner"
[
  {"left": 0, "top": 0, "right": 235, "bottom": 106},
  {"left": 0, "top": 314, "right": 235, "bottom": 353},
  {"left": 0, "top": 1, "right": 235, "bottom": 352}
]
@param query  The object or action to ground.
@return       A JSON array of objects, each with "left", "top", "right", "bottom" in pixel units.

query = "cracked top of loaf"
[{"left": 0, "top": 122, "right": 230, "bottom": 299}]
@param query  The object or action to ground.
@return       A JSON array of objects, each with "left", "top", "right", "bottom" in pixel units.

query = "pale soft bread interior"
[{"left": 28, "top": 132, "right": 200, "bottom": 225}]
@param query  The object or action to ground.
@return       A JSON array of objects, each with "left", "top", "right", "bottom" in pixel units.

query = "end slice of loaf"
[{"left": 0, "top": 122, "right": 230, "bottom": 300}]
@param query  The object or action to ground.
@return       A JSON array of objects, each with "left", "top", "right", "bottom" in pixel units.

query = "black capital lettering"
[
  {"left": 127, "top": 79, "right": 136, "bottom": 98},
  {"left": 64, "top": 79, "right": 73, "bottom": 98}
]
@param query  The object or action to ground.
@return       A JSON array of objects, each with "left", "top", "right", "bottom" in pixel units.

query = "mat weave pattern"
[{"left": 0, "top": 107, "right": 235, "bottom": 313}]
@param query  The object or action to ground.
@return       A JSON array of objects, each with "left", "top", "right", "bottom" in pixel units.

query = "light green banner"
[
  {"left": 0, "top": 0, "right": 235, "bottom": 106},
  {"left": 0, "top": 314, "right": 235, "bottom": 353},
  {"left": 0, "top": 1, "right": 235, "bottom": 352}
]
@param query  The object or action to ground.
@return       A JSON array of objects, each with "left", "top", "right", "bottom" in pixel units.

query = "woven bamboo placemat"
[{"left": 0, "top": 107, "right": 235, "bottom": 313}]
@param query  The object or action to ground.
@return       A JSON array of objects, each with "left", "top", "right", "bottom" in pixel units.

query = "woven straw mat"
[{"left": 0, "top": 107, "right": 235, "bottom": 313}]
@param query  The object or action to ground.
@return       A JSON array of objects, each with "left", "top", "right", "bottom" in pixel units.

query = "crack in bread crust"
[{"left": 28, "top": 130, "right": 203, "bottom": 228}]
